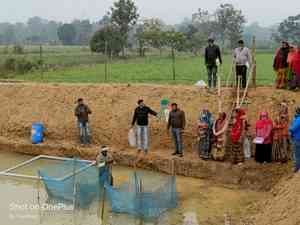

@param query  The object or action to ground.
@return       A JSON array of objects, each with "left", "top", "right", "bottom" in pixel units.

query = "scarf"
[
  {"left": 256, "top": 112, "right": 273, "bottom": 141},
  {"left": 231, "top": 109, "right": 246, "bottom": 144},
  {"left": 215, "top": 113, "right": 227, "bottom": 133},
  {"left": 274, "top": 47, "right": 290, "bottom": 70},
  {"left": 199, "top": 111, "right": 213, "bottom": 129}
]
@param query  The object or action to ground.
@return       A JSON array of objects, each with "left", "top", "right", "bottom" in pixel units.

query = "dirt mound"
[
  {"left": 0, "top": 83, "right": 298, "bottom": 190},
  {"left": 0, "top": 83, "right": 299, "bottom": 149},
  {"left": 253, "top": 173, "right": 300, "bottom": 225}
]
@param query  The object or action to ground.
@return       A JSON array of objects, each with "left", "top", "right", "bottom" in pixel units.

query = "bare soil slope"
[
  {"left": 1, "top": 83, "right": 299, "bottom": 149},
  {"left": 253, "top": 173, "right": 300, "bottom": 225}
]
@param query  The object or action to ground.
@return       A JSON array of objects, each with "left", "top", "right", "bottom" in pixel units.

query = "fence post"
[
  {"left": 104, "top": 41, "right": 108, "bottom": 82},
  {"left": 251, "top": 36, "right": 257, "bottom": 88},
  {"left": 172, "top": 47, "right": 176, "bottom": 80},
  {"left": 39, "top": 45, "right": 44, "bottom": 81}
]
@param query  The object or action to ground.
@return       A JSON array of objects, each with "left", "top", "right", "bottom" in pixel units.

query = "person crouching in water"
[
  {"left": 96, "top": 146, "right": 114, "bottom": 185},
  {"left": 167, "top": 103, "right": 186, "bottom": 157},
  {"left": 289, "top": 106, "right": 300, "bottom": 173},
  {"left": 197, "top": 107, "right": 214, "bottom": 160},
  {"left": 131, "top": 99, "right": 158, "bottom": 156},
  {"left": 212, "top": 112, "right": 228, "bottom": 160},
  {"left": 254, "top": 112, "right": 273, "bottom": 163},
  {"left": 75, "top": 98, "right": 92, "bottom": 144},
  {"left": 230, "top": 108, "right": 247, "bottom": 165}
]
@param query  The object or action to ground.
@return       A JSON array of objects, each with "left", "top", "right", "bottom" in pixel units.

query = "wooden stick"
[
  {"left": 236, "top": 76, "right": 241, "bottom": 107},
  {"left": 251, "top": 36, "right": 257, "bottom": 88},
  {"left": 101, "top": 185, "right": 106, "bottom": 222},
  {"left": 218, "top": 66, "right": 222, "bottom": 113}
]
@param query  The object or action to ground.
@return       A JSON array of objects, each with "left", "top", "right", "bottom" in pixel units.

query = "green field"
[{"left": 0, "top": 45, "right": 276, "bottom": 85}]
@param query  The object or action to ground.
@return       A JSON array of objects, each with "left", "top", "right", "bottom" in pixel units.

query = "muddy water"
[{"left": 0, "top": 151, "right": 267, "bottom": 225}]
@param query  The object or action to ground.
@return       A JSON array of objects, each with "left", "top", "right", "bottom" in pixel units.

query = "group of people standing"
[
  {"left": 129, "top": 98, "right": 300, "bottom": 173},
  {"left": 273, "top": 41, "right": 300, "bottom": 90},
  {"left": 205, "top": 38, "right": 300, "bottom": 91},
  {"left": 205, "top": 38, "right": 252, "bottom": 91}
]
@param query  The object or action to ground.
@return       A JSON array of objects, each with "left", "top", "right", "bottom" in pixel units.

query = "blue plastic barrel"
[{"left": 31, "top": 123, "right": 44, "bottom": 144}]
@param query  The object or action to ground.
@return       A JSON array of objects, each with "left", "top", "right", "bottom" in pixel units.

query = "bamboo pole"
[
  {"left": 37, "top": 176, "right": 42, "bottom": 224},
  {"left": 104, "top": 41, "right": 108, "bottom": 82},
  {"left": 101, "top": 185, "right": 106, "bottom": 222},
  {"left": 39, "top": 45, "right": 44, "bottom": 81},
  {"left": 172, "top": 47, "right": 176, "bottom": 81},
  {"left": 218, "top": 66, "right": 222, "bottom": 113},
  {"left": 226, "top": 59, "right": 235, "bottom": 87},
  {"left": 72, "top": 158, "right": 77, "bottom": 225},
  {"left": 251, "top": 36, "right": 257, "bottom": 88},
  {"left": 236, "top": 76, "right": 241, "bottom": 107}
]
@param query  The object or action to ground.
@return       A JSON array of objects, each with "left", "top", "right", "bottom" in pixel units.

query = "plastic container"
[{"left": 31, "top": 123, "right": 44, "bottom": 144}]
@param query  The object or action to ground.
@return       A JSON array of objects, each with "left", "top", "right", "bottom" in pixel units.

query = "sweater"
[
  {"left": 205, "top": 45, "right": 222, "bottom": 66},
  {"left": 168, "top": 109, "right": 186, "bottom": 129},
  {"left": 132, "top": 106, "right": 157, "bottom": 126}
]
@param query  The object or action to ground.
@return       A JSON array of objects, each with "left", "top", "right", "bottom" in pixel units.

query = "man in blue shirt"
[{"left": 289, "top": 106, "right": 300, "bottom": 172}]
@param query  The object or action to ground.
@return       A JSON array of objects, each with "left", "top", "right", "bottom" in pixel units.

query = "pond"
[{"left": 0, "top": 150, "right": 267, "bottom": 225}]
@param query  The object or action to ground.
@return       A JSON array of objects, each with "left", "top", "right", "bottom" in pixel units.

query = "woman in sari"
[
  {"left": 272, "top": 115, "right": 289, "bottom": 163},
  {"left": 198, "top": 108, "right": 214, "bottom": 160},
  {"left": 212, "top": 112, "right": 228, "bottom": 161},
  {"left": 230, "top": 108, "right": 247, "bottom": 164},
  {"left": 289, "top": 45, "right": 300, "bottom": 90},
  {"left": 255, "top": 112, "right": 273, "bottom": 163},
  {"left": 273, "top": 41, "right": 290, "bottom": 89},
  {"left": 287, "top": 46, "right": 296, "bottom": 87}
]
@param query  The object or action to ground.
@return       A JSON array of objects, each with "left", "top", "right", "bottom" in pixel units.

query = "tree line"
[
  {"left": 0, "top": 16, "right": 98, "bottom": 45},
  {"left": 0, "top": 0, "right": 299, "bottom": 55}
]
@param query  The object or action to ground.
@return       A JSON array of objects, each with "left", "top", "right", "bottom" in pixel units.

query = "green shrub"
[
  {"left": 1, "top": 57, "right": 38, "bottom": 74},
  {"left": 13, "top": 45, "right": 24, "bottom": 54}
]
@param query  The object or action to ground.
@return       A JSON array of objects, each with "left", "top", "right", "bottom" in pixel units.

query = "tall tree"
[
  {"left": 141, "top": 18, "right": 166, "bottom": 55},
  {"left": 273, "top": 14, "right": 300, "bottom": 46},
  {"left": 215, "top": 4, "right": 246, "bottom": 48},
  {"left": 110, "top": 0, "right": 139, "bottom": 56},
  {"left": 72, "top": 19, "right": 93, "bottom": 45},
  {"left": 57, "top": 24, "right": 77, "bottom": 45},
  {"left": 90, "top": 25, "right": 123, "bottom": 56}
]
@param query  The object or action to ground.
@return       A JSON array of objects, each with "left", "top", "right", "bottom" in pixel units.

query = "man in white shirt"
[{"left": 233, "top": 40, "right": 252, "bottom": 88}]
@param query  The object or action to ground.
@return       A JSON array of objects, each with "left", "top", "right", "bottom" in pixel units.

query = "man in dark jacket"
[
  {"left": 75, "top": 98, "right": 92, "bottom": 144},
  {"left": 167, "top": 103, "right": 186, "bottom": 157},
  {"left": 205, "top": 38, "right": 222, "bottom": 90},
  {"left": 132, "top": 99, "right": 157, "bottom": 154}
]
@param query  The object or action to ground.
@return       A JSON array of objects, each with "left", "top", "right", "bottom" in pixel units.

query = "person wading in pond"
[
  {"left": 289, "top": 106, "right": 300, "bottom": 173},
  {"left": 131, "top": 99, "right": 157, "bottom": 156},
  {"left": 233, "top": 40, "right": 252, "bottom": 89},
  {"left": 75, "top": 98, "right": 92, "bottom": 144},
  {"left": 96, "top": 145, "right": 114, "bottom": 185},
  {"left": 205, "top": 38, "right": 222, "bottom": 92},
  {"left": 230, "top": 108, "right": 247, "bottom": 165},
  {"left": 254, "top": 112, "right": 273, "bottom": 163},
  {"left": 167, "top": 103, "right": 186, "bottom": 157},
  {"left": 197, "top": 107, "right": 214, "bottom": 160}
]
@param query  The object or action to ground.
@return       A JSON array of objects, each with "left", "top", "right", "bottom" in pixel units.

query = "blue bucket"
[{"left": 31, "top": 123, "right": 44, "bottom": 144}]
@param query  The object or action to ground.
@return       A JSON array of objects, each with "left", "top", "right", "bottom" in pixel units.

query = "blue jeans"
[
  {"left": 137, "top": 126, "right": 149, "bottom": 152},
  {"left": 172, "top": 128, "right": 183, "bottom": 154},
  {"left": 207, "top": 66, "right": 218, "bottom": 88},
  {"left": 293, "top": 140, "right": 300, "bottom": 172},
  {"left": 78, "top": 122, "right": 91, "bottom": 144}
]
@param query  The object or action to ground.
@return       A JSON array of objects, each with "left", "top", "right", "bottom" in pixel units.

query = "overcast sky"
[{"left": 1, "top": 0, "right": 299, "bottom": 26}]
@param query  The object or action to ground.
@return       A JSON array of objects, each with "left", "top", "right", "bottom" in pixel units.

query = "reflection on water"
[{"left": 0, "top": 150, "right": 266, "bottom": 225}]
